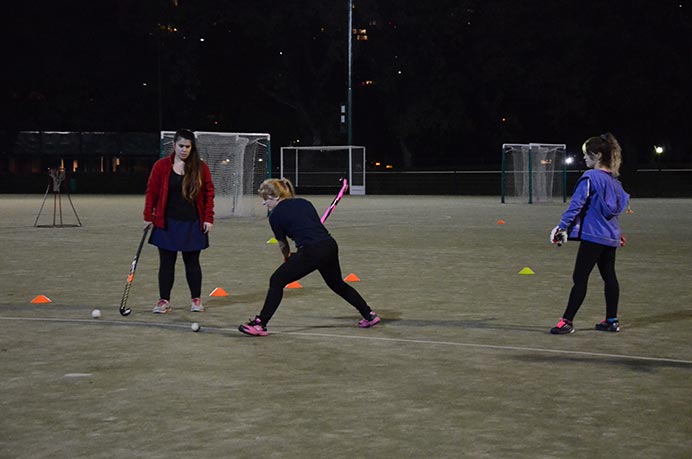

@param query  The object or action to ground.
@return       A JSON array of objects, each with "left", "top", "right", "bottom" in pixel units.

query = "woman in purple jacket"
[{"left": 549, "top": 133, "right": 630, "bottom": 334}]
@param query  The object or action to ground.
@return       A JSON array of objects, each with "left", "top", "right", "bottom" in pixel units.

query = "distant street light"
[
  {"left": 654, "top": 145, "right": 664, "bottom": 171},
  {"left": 347, "top": 0, "right": 353, "bottom": 146}
]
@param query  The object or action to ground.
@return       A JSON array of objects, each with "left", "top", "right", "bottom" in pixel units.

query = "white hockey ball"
[
  {"left": 91, "top": 309, "right": 102, "bottom": 319},
  {"left": 191, "top": 322, "right": 200, "bottom": 332}
]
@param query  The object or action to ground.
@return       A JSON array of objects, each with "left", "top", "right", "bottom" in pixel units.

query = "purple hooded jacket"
[{"left": 559, "top": 169, "right": 630, "bottom": 247}]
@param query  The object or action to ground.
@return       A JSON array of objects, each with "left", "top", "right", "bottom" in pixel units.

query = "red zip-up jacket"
[{"left": 143, "top": 153, "right": 215, "bottom": 230}]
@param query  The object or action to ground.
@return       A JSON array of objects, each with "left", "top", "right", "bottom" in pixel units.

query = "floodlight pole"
[
  {"left": 347, "top": 0, "right": 353, "bottom": 146},
  {"left": 157, "top": 40, "right": 163, "bottom": 132}
]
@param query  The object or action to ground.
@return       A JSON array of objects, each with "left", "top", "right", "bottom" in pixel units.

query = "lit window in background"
[{"left": 353, "top": 28, "right": 368, "bottom": 41}]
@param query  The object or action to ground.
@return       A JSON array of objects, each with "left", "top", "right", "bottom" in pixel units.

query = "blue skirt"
[{"left": 149, "top": 218, "right": 209, "bottom": 252}]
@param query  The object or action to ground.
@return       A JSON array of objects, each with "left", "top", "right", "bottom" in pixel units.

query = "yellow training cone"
[
  {"left": 267, "top": 237, "right": 278, "bottom": 244},
  {"left": 518, "top": 267, "right": 535, "bottom": 275}
]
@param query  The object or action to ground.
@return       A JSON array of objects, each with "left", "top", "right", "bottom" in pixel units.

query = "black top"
[
  {"left": 269, "top": 198, "right": 332, "bottom": 248},
  {"left": 166, "top": 171, "right": 198, "bottom": 221}
]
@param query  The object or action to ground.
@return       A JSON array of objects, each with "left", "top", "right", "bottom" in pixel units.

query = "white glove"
[{"left": 550, "top": 226, "right": 567, "bottom": 246}]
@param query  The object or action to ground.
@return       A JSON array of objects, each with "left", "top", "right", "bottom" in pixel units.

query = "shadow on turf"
[
  {"left": 280, "top": 315, "right": 548, "bottom": 333},
  {"left": 375, "top": 317, "right": 547, "bottom": 332},
  {"left": 626, "top": 309, "right": 692, "bottom": 327},
  {"left": 509, "top": 353, "right": 692, "bottom": 372}
]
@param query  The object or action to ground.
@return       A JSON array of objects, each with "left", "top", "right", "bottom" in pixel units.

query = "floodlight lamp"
[
  {"left": 654, "top": 146, "right": 664, "bottom": 155},
  {"left": 565, "top": 156, "right": 574, "bottom": 165}
]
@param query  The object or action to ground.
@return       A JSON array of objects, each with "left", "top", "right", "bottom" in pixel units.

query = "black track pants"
[
  {"left": 258, "top": 238, "right": 372, "bottom": 325},
  {"left": 158, "top": 249, "right": 202, "bottom": 300},
  {"left": 562, "top": 240, "right": 619, "bottom": 321}
]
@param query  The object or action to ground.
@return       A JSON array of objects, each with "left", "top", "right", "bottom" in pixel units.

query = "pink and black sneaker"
[
  {"left": 358, "top": 312, "right": 381, "bottom": 328},
  {"left": 238, "top": 316, "right": 268, "bottom": 336},
  {"left": 550, "top": 318, "right": 574, "bottom": 334}
]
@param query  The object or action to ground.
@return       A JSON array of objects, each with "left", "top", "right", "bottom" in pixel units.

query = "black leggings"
[
  {"left": 258, "top": 238, "right": 373, "bottom": 325},
  {"left": 158, "top": 249, "right": 202, "bottom": 300},
  {"left": 562, "top": 240, "right": 619, "bottom": 321}
]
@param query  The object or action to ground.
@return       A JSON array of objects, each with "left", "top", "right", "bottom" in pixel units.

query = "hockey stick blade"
[{"left": 119, "top": 224, "right": 152, "bottom": 316}]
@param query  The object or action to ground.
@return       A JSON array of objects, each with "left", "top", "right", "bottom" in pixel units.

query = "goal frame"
[
  {"left": 161, "top": 131, "right": 271, "bottom": 217},
  {"left": 501, "top": 142, "right": 567, "bottom": 204},
  {"left": 279, "top": 145, "right": 366, "bottom": 195}
]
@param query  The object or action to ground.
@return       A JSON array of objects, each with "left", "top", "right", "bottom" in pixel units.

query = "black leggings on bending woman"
[
  {"left": 562, "top": 240, "right": 619, "bottom": 321},
  {"left": 158, "top": 248, "right": 202, "bottom": 300},
  {"left": 258, "top": 237, "right": 373, "bottom": 325}
]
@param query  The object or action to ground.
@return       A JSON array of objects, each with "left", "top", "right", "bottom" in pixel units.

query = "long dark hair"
[
  {"left": 173, "top": 129, "right": 203, "bottom": 201},
  {"left": 582, "top": 132, "right": 622, "bottom": 177}
]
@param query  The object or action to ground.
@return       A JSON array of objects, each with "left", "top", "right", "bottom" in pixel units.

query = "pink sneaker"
[
  {"left": 358, "top": 312, "right": 381, "bottom": 328},
  {"left": 238, "top": 317, "right": 268, "bottom": 336},
  {"left": 190, "top": 298, "right": 204, "bottom": 312},
  {"left": 152, "top": 299, "right": 171, "bottom": 314}
]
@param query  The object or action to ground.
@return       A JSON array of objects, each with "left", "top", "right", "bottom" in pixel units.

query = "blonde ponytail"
[{"left": 258, "top": 178, "right": 296, "bottom": 200}]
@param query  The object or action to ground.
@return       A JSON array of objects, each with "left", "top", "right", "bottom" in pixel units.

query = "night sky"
[{"left": 4, "top": 0, "right": 691, "bottom": 168}]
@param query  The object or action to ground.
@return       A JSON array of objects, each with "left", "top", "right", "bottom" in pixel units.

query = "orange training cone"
[
  {"left": 31, "top": 295, "right": 52, "bottom": 304},
  {"left": 286, "top": 281, "right": 303, "bottom": 289},
  {"left": 209, "top": 287, "right": 229, "bottom": 297},
  {"left": 344, "top": 273, "right": 361, "bottom": 282},
  {"left": 497, "top": 219, "right": 506, "bottom": 225}
]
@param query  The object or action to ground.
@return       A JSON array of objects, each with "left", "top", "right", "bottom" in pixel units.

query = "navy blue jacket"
[{"left": 269, "top": 198, "right": 332, "bottom": 248}]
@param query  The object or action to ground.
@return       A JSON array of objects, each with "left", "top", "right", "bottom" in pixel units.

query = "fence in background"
[{"left": 1, "top": 169, "right": 690, "bottom": 197}]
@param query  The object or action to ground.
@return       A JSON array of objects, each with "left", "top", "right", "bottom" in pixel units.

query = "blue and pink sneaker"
[{"left": 595, "top": 319, "right": 620, "bottom": 332}]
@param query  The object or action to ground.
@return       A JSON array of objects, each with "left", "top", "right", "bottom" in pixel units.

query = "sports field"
[{"left": 1, "top": 194, "right": 690, "bottom": 458}]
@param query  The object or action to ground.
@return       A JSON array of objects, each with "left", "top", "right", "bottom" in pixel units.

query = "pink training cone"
[
  {"left": 344, "top": 273, "right": 361, "bottom": 282},
  {"left": 209, "top": 287, "right": 229, "bottom": 297},
  {"left": 31, "top": 295, "right": 52, "bottom": 304}
]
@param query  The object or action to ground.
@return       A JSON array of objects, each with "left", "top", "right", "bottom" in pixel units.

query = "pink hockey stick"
[{"left": 320, "top": 178, "right": 349, "bottom": 223}]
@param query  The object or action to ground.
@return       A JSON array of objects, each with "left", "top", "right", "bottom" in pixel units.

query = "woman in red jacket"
[{"left": 144, "top": 129, "right": 215, "bottom": 313}]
